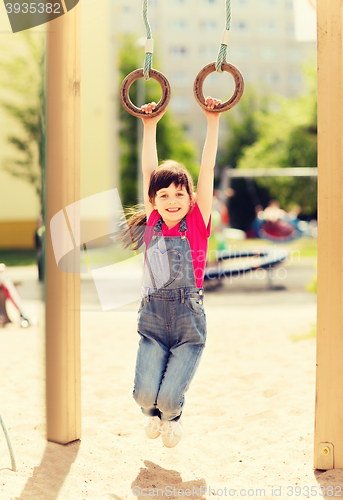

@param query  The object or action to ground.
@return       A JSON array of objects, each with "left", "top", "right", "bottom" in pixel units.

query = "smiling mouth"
[{"left": 166, "top": 208, "right": 181, "bottom": 213}]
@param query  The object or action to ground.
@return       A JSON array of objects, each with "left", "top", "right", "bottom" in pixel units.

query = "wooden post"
[
  {"left": 45, "top": 4, "right": 81, "bottom": 444},
  {"left": 314, "top": 0, "right": 343, "bottom": 470}
]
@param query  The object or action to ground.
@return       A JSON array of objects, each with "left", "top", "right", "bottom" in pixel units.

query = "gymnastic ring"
[
  {"left": 193, "top": 62, "right": 244, "bottom": 112},
  {"left": 120, "top": 69, "right": 171, "bottom": 118}
]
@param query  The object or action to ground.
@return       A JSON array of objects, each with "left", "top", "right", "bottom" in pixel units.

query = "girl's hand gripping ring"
[
  {"left": 120, "top": 69, "right": 171, "bottom": 118},
  {"left": 193, "top": 62, "right": 244, "bottom": 113}
]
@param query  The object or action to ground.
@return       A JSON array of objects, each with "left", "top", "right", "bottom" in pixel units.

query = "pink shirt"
[{"left": 144, "top": 203, "right": 211, "bottom": 288}]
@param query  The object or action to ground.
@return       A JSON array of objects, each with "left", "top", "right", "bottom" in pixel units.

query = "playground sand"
[{"left": 0, "top": 264, "right": 338, "bottom": 500}]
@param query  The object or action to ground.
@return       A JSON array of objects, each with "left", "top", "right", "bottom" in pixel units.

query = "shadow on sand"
[
  {"left": 131, "top": 460, "right": 206, "bottom": 500},
  {"left": 314, "top": 468, "right": 343, "bottom": 500},
  {"left": 15, "top": 440, "right": 80, "bottom": 500},
  {"left": 103, "top": 460, "right": 207, "bottom": 500}
]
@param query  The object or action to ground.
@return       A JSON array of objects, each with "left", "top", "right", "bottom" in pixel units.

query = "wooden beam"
[
  {"left": 314, "top": 0, "right": 343, "bottom": 470},
  {"left": 45, "top": 5, "right": 81, "bottom": 444}
]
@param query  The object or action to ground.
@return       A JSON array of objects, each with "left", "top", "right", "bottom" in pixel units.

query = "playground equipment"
[
  {"left": 46, "top": 6, "right": 81, "bottom": 444},
  {"left": 205, "top": 196, "right": 288, "bottom": 288},
  {"left": 43, "top": 0, "right": 343, "bottom": 471},
  {"left": 193, "top": 0, "right": 244, "bottom": 112},
  {"left": 225, "top": 167, "right": 318, "bottom": 243},
  {"left": 121, "top": 0, "right": 247, "bottom": 285},
  {"left": 253, "top": 213, "right": 304, "bottom": 242},
  {"left": 204, "top": 248, "right": 287, "bottom": 289},
  {"left": 203, "top": 167, "right": 317, "bottom": 285},
  {"left": 120, "top": 0, "right": 244, "bottom": 117},
  {"left": 0, "top": 264, "right": 36, "bottom": 328},
  {"left": 314, "top": 0, "right": 343, "bottom": 470},
  {"left": 120, "top": 0, "right": 171, "bottom": 118}
]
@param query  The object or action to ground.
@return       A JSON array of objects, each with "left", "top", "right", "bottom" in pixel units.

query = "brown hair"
[
  {"left": 148, "top": 160, "right": 194, "bottom": 202},
  {"left": 118, "top": 160, "right": 195, "bottom": 251}
]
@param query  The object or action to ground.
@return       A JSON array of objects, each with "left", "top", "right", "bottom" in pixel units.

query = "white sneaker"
[
  {"left": 143, "top": 416, "right": 161, "bottom": 439},
  {"left": 160, "top": 419, "right": 183, "bottom": 448}
]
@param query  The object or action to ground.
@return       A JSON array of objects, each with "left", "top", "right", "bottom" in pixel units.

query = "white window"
[
  {"left": 262, "top": 0, "right": 277, "bottom": 8},
  {"left": 230, "top": 46, "right": 250, "bottom": 59},
  {"left": 288, "top": 72, "right": 302, "bottom": 86},
  {"left": 170, "top": 97, "right": 191, "bottom": 112},
  {"left": 259, "top": 21, "right": 279, "bottom": 36},
  {"left": 170, "top": 72, "right": 190, "bottom": 86},
  {"left": 199, "top": 46, "right": 218, "bottom": 59},
  {"left": 260, "top": 46, "right": 279, "bottom": 59},
  {"left": 200, "top": 20, "right": 218, "bottom": 31},
  {"left": 232, "top": 21, "right": 248, "bottom": 33},
  {"left": 287, "top": 24, "right": 295, "bottom": 37},
  {"left": 170, "top": 20, "right": 188, "bottom": 31},
  {"left": 183, "top": 124, "right": 191, "bottom": 135},
  {"left": 242, "top": 70, "right": 250, "bottom": 81},
  {"left": 263, "top": 72, "right": 280, "bottom": 85},
  {"left": 287, "top": 47, "right": 301, "bottom": 62},
  {"left": 149, "top": 21, "right": 158, "bottom": 32},
  {"left": 170, "top": 46, "right": 188, "bottom": 57},
  {"left": 203, "top": 72, "right": 221, "bottom": 86}
]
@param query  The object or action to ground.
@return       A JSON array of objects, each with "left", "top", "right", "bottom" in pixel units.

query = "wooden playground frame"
[{"left": 45, "top": 0, "right": 343, "bottom": 470}]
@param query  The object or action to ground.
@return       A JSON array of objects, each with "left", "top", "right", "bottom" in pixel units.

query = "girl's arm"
[
  {"left": 196, "top": 97, "right": 222, "bottom": 227},
  {"left": 141, "top": 102, "right": 166, "bottom": 219}
]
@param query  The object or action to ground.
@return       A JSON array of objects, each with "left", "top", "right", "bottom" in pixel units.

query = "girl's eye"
[{"left": 177, "top": 193, "right": 184, "bottom": 197}]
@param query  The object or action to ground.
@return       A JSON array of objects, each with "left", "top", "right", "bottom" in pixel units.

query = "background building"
[
  {"left": 0, "top": 1, "right": 119, "bottom": 249},
  {"left": 115, "top": 0, "right": 317, "bottom": 151},
  {"left": 0, "top": 0, "right": 316, "bottom": 249}
]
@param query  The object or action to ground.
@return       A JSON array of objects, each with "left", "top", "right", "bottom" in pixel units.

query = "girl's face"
[{"left": 153, "top": 183, "right": 192, "bottom": 228}]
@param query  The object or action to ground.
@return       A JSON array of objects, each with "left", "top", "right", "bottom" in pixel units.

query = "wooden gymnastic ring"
[
  {"left": 120, "top": 69, "right": 171, "bottom": 118},
  {"left": 193, "top": 62, "right": 244, "bottom": 112}
]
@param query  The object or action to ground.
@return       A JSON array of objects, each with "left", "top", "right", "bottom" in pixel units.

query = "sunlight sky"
[{"left": 293, "top": 0, "right": 317, "bottom": 42}]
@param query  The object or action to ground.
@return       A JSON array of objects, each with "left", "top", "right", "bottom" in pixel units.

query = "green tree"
[
  {"left": 217, "top": 85, "right": 271, "bottom": 229},
  {"left": 218, "top": 84, "right": 270, "bottom": 169},
  {"left": 118, "top": 35, "right": 198, "bottom": 207},
  {"left": 237, "top": 63, "right": 317, "bottom": 215},
  {"left": 0, "top": 33, "right": 46, "bottom": 213}
]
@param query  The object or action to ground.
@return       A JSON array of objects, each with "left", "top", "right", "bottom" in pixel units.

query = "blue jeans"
[{"left": 133, "top": 287, "right": 206, "bottom": 422}]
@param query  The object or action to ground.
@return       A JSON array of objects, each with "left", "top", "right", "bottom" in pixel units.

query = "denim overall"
[{"left": 133, "top": 216, "right": 207, "bottom": 422}]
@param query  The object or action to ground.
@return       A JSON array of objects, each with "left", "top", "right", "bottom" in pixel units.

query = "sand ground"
[{"left": 0, "top": 258, "right": 340, "bottom": 500}]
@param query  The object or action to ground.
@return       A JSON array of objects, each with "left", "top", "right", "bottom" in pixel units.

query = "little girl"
[{"left": 122, "top": 97, "right": 221, "bottom": 447}]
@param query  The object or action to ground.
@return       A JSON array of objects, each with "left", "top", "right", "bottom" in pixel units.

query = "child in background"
[{"left": 121, "top": 97, "right": 221, "bottom": 447}]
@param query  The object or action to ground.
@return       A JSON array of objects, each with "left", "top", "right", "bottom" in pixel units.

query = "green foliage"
[
  {"left": 0, "top": 249, "right": 36, "bottom": 267},
  {"left": 118, "top": 36, "right": 139, "bottom": 208},
  {"left": 219, "top": 84, "right": 270, "bottom": 168},
  {"left": 306, "top": 272, "right": 317, "bottom": 294},
  {"left": 156, "top": 114, "right": 199, "bottom": 181},
  {"left": 118, "top": 35, "right": 198, "bottom": 207},
  {"left": 291, "top": 324, "right": 316, "bottom": 342},
  {"left": 0, "top": 33, "right": 46, "bottom": 211},
  {"left": 237, "top": 63, "right": 317, "bottom": 215},
  {"left": 218, "top": 63, "right": 317, "bottom": 217}
]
